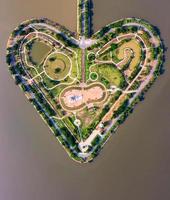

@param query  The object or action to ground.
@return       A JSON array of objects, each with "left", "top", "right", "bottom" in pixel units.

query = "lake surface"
[{"left": 0, "top": 0, "right": 170, "bottom": 200}]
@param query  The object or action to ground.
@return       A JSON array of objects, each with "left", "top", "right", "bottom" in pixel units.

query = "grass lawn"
[
  {"left": 41, "top": 73, "right": 60, "bottom": 89},
  {"left": 44, "top": 52, "right": 71, "bottom": 80},
  {"left": 27, "top": 67, "right": 37, "bottom": 78},
  {"left": 69, "top": 49, "right": 80, "bottom": 79},
  {"left": 91, "top": 63, "right": 125, "bottom": 87},
  {"left": 90, "top": 72, "right": 98, "bottom": 80},
  {"left": 50, "top": 85, "right": 65, "bottom": 98},
  {"left": 138, "top": 32, "right": 152, "bottom": 47},
  {"left": 116, "top": 39, "right": 141, "bottom": 71}
]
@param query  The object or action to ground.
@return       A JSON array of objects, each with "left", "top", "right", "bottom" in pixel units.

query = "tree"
[
  {"left": 15, "top": 75, "right": 22, "bottom": 85},
  {"left": 111, "top": 43, "right": 118, "bottom": 51}
]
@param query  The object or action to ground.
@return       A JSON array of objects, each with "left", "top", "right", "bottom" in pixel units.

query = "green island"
[{"left": 6, "top": 0, "right": 164, "bottom": 163}]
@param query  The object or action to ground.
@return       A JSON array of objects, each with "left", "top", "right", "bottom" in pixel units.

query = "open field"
[
  {"left": 44, "top": 52, "right": 71, "bottom": 80},
  {"left": 91, "top": 63, "right": 125, "bottom": 87}
]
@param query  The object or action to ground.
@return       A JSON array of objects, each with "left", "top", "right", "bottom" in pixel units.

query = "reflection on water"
[
  {"left": 30, "top": 40, "right": 51, "bottom": 64},
  {"left": 0, "top": 0, "right": 170, "bottom": 199}
]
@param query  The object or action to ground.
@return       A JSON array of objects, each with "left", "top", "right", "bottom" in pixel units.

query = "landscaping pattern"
[{"left": 6, "top": 0, "right": 164, "bottom": 163}]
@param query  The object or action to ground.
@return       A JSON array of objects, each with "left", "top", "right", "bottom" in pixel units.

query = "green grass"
[
  {"left": 90, "top": 72, "right": 98, "bottom": 80},
  {"left": 41, "top": 73, "right": 60, "bottom": 89},
  {"left": 91, "top": 64, "right": 125, "bottom": 87},
  {"left": 69, "top": 49, "right": 80, "bottom": 79},
  {"left": 27, "top": 67, "right": 37, "bottom": 78},
  {"left": 44, "top": 52, "right": 71, "bottom": 80}
]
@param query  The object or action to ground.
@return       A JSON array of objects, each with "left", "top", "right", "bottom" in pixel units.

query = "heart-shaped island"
[{"left": 6, "top": 0, "right": 164, "bottom": 163}]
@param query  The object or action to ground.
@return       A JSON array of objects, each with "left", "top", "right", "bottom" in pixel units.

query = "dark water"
[{"left": 0, "top": 0, "right": 170, "bottom": 200}]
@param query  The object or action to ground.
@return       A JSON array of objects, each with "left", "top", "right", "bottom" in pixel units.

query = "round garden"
[{"left": 44, "top": 52, "right": 71, "bottom": 80}]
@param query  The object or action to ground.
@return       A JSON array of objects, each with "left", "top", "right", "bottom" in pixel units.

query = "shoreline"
[{"left": 6, "top": 1, "right": 165, "bottom": 164}]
